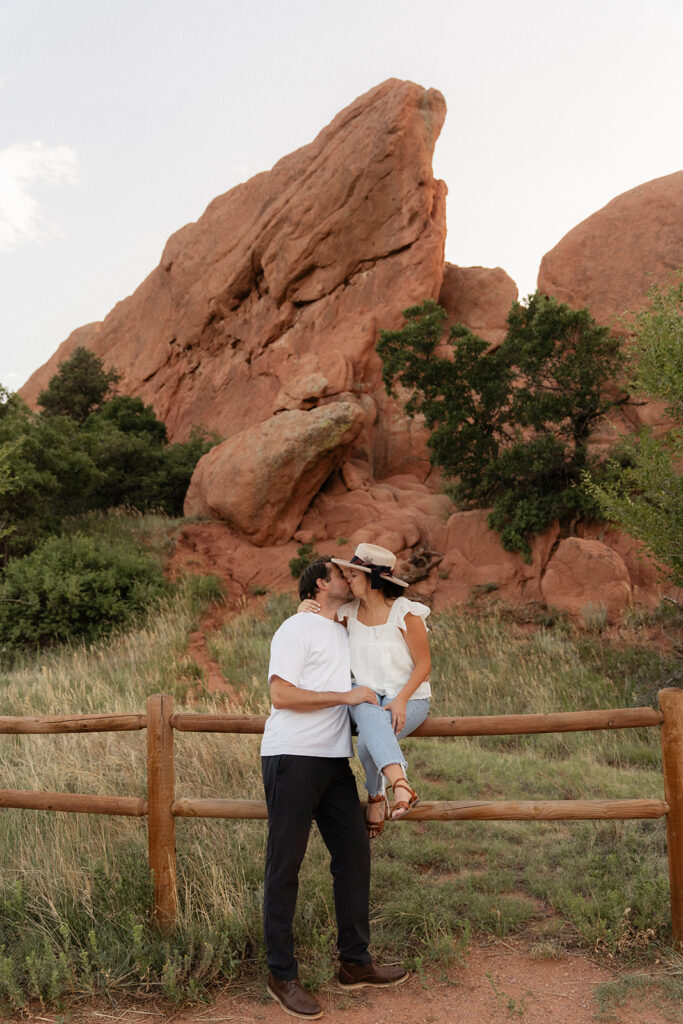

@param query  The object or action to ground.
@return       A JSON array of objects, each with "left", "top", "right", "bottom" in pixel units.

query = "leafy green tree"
[
  {"left": 89, "top": 394, "right": 168, "bottom": 443},
  {"left": 0, "top": 384, "right": 215, "bottom": 562},
  {"left": 1, "top": 353, "right": 217, "bottom": 568},
  {"left": 83, "top": 404, "right": 216, "bottom": 515},
  {"left": 377, "top": 293, "right": 624, "bottom": 558},
  {"left": 0, "top": 439, "right": 20, "bottom": 549},
  {"left": 585, "top": 274, "right": 682, "bottom": 586},
  {"left": 38, "top": 346, "right": 120, "bottom": 423},
  {"left": 0, "top": 390, "right": 100, "bottom": 560}
]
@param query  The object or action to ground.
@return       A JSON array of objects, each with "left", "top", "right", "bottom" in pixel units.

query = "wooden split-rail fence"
[{"left": 0, "top": 689, "right": 682, "bottom": 942}]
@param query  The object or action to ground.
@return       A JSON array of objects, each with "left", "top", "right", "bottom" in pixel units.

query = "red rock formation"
[
  {"left": 19, "top": 83, "right": 681, "bottom": 617},
  {"left": 21, "top": 79, "right": 448, "bottom": 481},
  {"left": 429, "top": 510, "right": 560, "bottom": 608},
  {"left": 438, "top": 263, "right": 518, "bottom": 348},
  {"left": 538, "top": 171, "right": 683, "bottom": 441},
  {"left": 538, "top": 171, "right": 683, "bottom": 328},
  {"left": 297, "top": 470, "right": 454, "bottom": 556}
]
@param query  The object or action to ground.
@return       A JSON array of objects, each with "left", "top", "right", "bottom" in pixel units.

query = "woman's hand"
[
  {"left": 385, "top": 695, "right": 408, "bottom": 734},
  {"left": 297, "top": 599, "right": 320, "bottom": 614}
]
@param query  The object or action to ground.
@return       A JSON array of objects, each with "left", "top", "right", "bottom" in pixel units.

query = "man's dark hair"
[{"left": 298, "top": 557, "right": 333, "bottom": 601}]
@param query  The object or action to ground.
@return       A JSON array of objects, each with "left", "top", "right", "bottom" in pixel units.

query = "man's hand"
[{"left": 346, "top": 686, "right": 379, "bottom": 707}]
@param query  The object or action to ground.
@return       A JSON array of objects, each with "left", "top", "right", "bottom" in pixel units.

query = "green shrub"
[
  {"left": 0, "top": 532, "right": 168, "bottom": 650},
  {"left": 0, "top": 381, "right": 217, "bottom": 563},
  {"left": 288, "top": 542, "right": 319, "bottom": 578},
  {"left": 377, "top": 294, "right": 624, "bottom": 559}
]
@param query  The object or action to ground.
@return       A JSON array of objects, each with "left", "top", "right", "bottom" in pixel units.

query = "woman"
[{"left": 299, "top": 543, "right": 431, "bottom": 838}]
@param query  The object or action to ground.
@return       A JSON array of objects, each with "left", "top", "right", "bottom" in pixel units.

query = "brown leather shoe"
[
  {"left": 337, "top": 959, "right": 409, "bottom": 989},
  {"left": 267, "top": 973, "right": 323, "bottom": 1019}
]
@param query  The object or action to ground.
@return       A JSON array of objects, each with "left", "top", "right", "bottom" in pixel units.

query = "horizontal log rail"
[
  {"left": 173, "top": 797, "right": 269, "bottom": 819},
  {"left": 0, "top": 788, "right": 147, "bottom": 816},
  {"left": 0, "top": 690, "right": 681, "bottom": 943},
  {"left": 171, "top": 796, "right": 669, "bottom": 821},
  {"left": 412, "top": 707, "right": 664, "bottom": 736},
  {"left": 172, "top": 712, "right": 267, "bottom": 733},
  {"left": 0, "top": 713, "right": 147, "bottom": 734},
  {"left": 171, "top": 706, "right": 664, "bottom": 737}
]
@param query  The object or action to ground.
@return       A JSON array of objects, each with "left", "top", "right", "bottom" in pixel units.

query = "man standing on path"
[{"left": 261, "top": 557, "right": 409, "bottom": 1020}]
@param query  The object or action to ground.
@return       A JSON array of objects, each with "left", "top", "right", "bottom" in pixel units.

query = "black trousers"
[{"left": 261, "top": 754, "right": 371, "bottom": 979}]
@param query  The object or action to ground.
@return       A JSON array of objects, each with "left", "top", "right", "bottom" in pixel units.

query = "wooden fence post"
[
  {"left": 146, "top": 694, "right": 177, "bottom": 930},
  {"left": 659, "top": 687, "right": 683, "bottom": 946}
]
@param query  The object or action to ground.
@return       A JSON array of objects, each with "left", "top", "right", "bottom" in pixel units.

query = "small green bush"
[
  {"left": 288, "top": 542, "right": 319, "bottom": 579},
  {"left": 0, "top": 532, "right": 168, "bottom": 650}
]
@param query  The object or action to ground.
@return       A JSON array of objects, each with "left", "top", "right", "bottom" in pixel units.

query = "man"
[{"left": 261, "top": 557, "right": 408, "bottom": 1019}]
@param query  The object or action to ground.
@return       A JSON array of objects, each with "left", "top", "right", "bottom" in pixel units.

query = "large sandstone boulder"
[
  {"left": 21, "top": 79, "right": 448, "bottom": 480},
  {"left": 438, "top": 263, "right": 518, "bottom": 348},
  {"left": 538, "top": 171, "right": 683, "bottom": 328},
  {"left": 540, "top": 538, "right": 632, "bottom": 624},
  {"left": 538, "top": 171, "right": 683, "bottom": 441},
  {"left": 184, "top": 402, "right": 365, "bottom": 545},
  {"left": 403, "top": 512, "right": 670, "bottom": 617}
]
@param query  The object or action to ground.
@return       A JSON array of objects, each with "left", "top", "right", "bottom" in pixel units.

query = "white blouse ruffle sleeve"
[{"left": 338, "top": 596, "right": 431, "bottom": 701}]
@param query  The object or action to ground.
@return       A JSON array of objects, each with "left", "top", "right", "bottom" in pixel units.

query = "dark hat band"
[{"left": 350, "top": 556, "right": 393, "bottom": 590}]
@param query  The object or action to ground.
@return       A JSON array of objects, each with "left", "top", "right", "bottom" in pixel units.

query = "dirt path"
[{"left": 20, "top": 940, "right": 679, "bottom": 1024}]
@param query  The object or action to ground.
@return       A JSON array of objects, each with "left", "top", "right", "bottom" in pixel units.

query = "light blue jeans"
[{"left": 349, "top": 689, "right": 431, "bottom": 797}]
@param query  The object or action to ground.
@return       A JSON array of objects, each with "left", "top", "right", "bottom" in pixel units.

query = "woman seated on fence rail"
[{"left": 298, "top": 543, "right": 432, "bottom": 839}]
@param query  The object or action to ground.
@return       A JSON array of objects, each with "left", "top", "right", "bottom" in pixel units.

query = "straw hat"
[{"left": 331, "top": 543, "right": 408, "bottom": 588}]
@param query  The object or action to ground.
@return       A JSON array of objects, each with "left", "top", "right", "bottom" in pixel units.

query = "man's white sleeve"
[{"left": 268, "top": 620, "right": 307, "bottom": 687}]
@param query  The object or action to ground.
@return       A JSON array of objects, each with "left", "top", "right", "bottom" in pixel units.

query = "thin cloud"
[{"left": 0, "top": 141, "right": 79, "bottom": 250}]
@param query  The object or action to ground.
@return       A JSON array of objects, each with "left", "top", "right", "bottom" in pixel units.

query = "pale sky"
[{"left": 1, "top": 0, "right": 682, "bottom": 390}]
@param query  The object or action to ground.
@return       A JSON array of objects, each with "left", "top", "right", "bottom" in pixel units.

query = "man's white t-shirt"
[{"left": 260, "top": 613, "right": 353, "bottom": 758}]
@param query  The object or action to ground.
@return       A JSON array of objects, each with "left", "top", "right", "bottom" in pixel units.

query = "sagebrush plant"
[{"left": 0, "top": 517, "right": 680, "bottom": 1010}]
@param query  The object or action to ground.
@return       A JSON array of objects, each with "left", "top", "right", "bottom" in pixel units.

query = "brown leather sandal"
[
  {"left": 389, "top": 778, "right": 420, "bottom": 820},
  {"left": 366, "top": 792, "right": 389, "bottom": 839}
]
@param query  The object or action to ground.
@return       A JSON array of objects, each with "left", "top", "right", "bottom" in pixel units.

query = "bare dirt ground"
[{"left": 19, "top": 939, "right": 680, "bottom": 1024}]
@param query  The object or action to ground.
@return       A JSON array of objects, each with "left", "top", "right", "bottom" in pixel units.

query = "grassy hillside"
[{"left": 0, "top": 512, "right": 681, "bottom": 1011}]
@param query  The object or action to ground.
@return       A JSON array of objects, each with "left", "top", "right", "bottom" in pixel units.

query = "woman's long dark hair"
[{"left": 376, "top": 578, "right": 404, "bottom": 601}]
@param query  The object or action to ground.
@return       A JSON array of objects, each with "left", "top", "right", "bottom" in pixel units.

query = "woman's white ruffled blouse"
[{"left": 337, "top": 596, "right": 431, "bottom": 701}]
